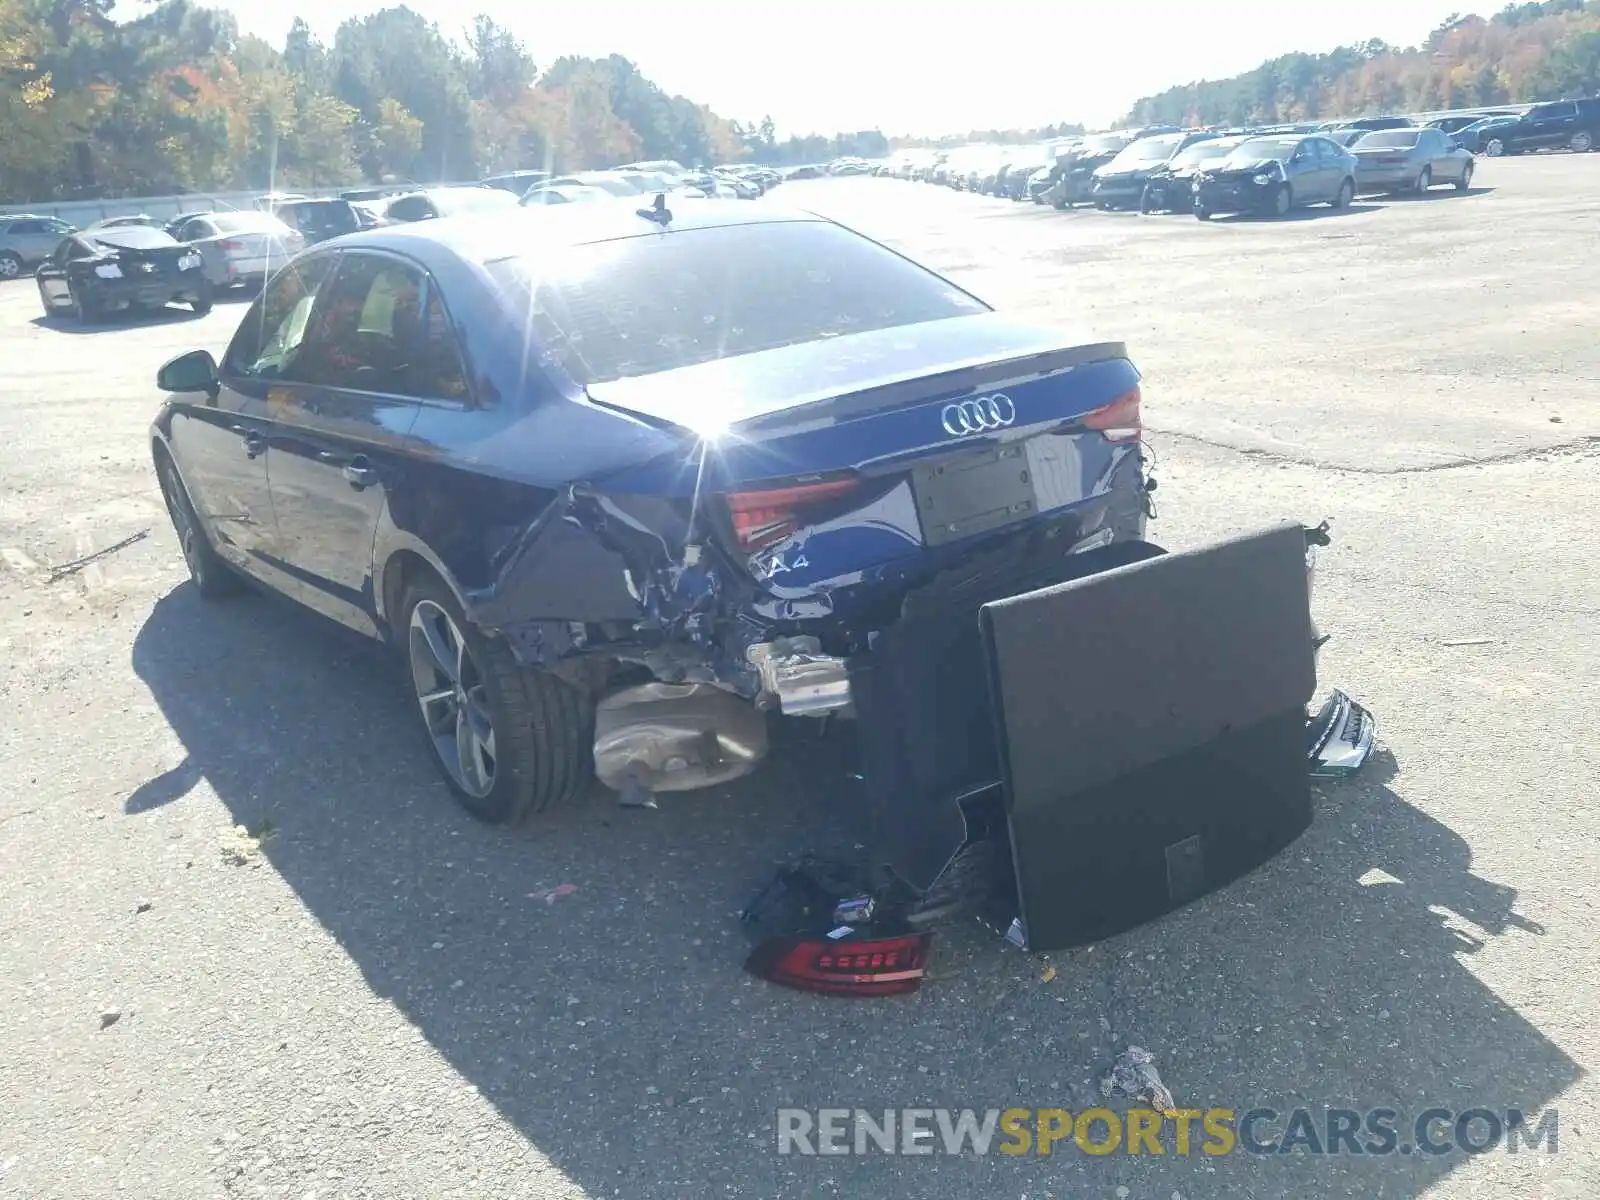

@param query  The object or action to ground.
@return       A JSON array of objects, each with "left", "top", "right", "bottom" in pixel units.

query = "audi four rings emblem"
[{"left": 941, "top": 393, "right": 1016, "bottom": 437}]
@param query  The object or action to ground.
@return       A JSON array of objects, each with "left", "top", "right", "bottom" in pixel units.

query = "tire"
[
  {"left": 1484, "top": 138, "right": 1505, "bottom": 157},
  {"left": 1456, "top": 162, "right": 1473, "bottom": 192},
  {"left": 1570, "top": 130, "right": 1593, "bottom": 153},
  {"left": 1194, "top": 206, "right": 1212, "bottom": 221},
  {"left": 399, "top": 571, "right": 593, "bottom": 825},
  {"left": 1270, "top": 183, "right": 1293, "bottom": 218},
  {"left": 155, "top": 449, "right": 244, "bottom": 601},
  {"left": 1414, "top": 167, "right": 1432, "bottom": 194},
  {"left": 189, "top": 281, "right": 214, "bottom": 316},
  {"left": 73, "top": 283, "right": 103, "bottom": 325},
  {"left": 0, "top": 251, "right": 22, "bottom": 280},
  {"left": 1331, "top": 177, "right": 1354, "bottom": 209}
]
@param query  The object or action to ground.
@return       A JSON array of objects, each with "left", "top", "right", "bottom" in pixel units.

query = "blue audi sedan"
[{"left": 150, "top": 197, "right": 1152, "bottom": 823}]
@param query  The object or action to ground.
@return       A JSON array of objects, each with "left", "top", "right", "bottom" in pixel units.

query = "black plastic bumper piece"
[{"left": 853, "top": 524, "right": 1318, "bottom": 953}]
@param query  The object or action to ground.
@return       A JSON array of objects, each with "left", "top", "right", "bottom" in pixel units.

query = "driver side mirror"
[{"left": 157, "top": 349, "right": 220, "bottom": 399}]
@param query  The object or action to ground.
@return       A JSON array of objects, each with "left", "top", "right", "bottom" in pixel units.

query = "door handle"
[
  {"left": 231, "top": 426, "right": 267, "bottom": 459},
  {"left": 342, "top": 456, "right": 378, "bottom": 488}
]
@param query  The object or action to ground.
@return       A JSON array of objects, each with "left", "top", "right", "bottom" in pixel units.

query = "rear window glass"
[
  {"left": 487, "top": 220, "right": 990, "bottom": 385},
  {"left": 211, "top": 212, "right": 288, "bottom": 234},
  {"left": 280, "top": 202, "right": 358, "bottom": 234},
  {"left": 1357, "top": 131, "right": 1421, "bottom": 148},
  {"left": 87, "top": 226, "right": 179, "bottom": 250}
]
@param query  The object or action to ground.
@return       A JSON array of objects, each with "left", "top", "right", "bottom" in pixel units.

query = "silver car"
[
  {"left": 168, "top": 211, "right": 304, "bottom": 290},
  {"left": 1351, "top": 127, "right": 1475, "bottom": 194},
  {"left": 0, "top": 214, "right": 76, "bottom": 279}
]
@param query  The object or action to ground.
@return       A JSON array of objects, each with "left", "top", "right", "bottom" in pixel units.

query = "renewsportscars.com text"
[{"left": 776, "top": 1106, "right": 1559, "bottom": 1157}]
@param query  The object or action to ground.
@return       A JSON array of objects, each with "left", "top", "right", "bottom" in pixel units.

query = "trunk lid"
[{"left": 592, "top": 314, "right": 1145, "bottom": 598}]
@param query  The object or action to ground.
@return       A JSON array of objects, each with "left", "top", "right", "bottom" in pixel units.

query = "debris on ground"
[
  {"left": 536, "top": 884, "right": 578, "bottom": 905},
  {"left": 99, "top": 1008, "right": 121, "bottom": 1029},
  {"left": 135, "top": 900, "right": 153, "bottom": 914},
  {"left": 1440, "top": 637, "right": 1497, "bottom": 647},
  {"left": 1040, "top": 965, "right": 1057, "bottom": 983},
  {"left": 219, "top": 824, "right": 269, "bottom": 866},
  {"left": 1101, "top": 1045, "right": 1177, "bottom": 1114}
]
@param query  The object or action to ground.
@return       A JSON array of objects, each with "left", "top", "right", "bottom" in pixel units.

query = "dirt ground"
[{"left": 1, "top": 158, "right": 1596, "bottom": 1199}]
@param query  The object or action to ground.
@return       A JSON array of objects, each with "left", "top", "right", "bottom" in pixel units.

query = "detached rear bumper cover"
[{"left": 853, "top": 523, "right": 1368, "bottom": 954}]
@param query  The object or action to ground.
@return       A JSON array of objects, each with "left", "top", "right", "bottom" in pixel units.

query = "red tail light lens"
[
  {"left": 1082, "top": 386, "right": 1142, "bottom": 442},
  {"left": 723, "top": 478, "right": 860, "bottom": 554},
  {"left": 219, "top": 239, "right": 244, "bottom": 251},
  {"left": 745, "top": 932, "right": 932, "bottom": 997}
]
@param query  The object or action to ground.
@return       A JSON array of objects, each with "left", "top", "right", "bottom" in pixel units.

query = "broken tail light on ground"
[{"left": 744, "top": 932, "right": 932, "bottom": 997}]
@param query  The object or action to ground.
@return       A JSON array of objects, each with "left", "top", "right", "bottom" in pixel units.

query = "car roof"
[{"left": 340, "top": 200, "right": 824, "bottom": 266}]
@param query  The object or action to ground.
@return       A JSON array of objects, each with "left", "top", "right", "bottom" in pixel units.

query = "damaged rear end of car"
[{"left": 463, "top": 217, "right": 1154, "bottom": 805}]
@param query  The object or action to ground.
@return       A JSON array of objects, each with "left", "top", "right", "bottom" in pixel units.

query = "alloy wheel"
[
  {"left": 1485, "top": 139, "right": 1504, "bottom": 157},
  {"left": 409, "top": 599, "right": 497, "bottom": 799},
  {"left": 0, "top": 254, "right": 20, "bottom": 279}
]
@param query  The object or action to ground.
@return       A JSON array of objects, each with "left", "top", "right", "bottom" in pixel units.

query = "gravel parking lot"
[{"left": 2, "top": 155, "right": 1596, "bottom": 1200}]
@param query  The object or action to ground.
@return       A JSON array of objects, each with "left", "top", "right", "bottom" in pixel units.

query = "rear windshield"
[
  {"left": 487, "top": 220, "right": 990, "bottom": 385},
  {"left": 212, "top": 212, "right": 288, "bottom": 234},
  {"left": 279, "top": 202, "right": 358, "bottom": 234},
  {"left": 1357, "top": 130, "right": 1421, "bottom": 148},
  {"left": 1170, "top": 140, "right": 1239, "bottom": 169},
  {"left": 88, "top": 226, "right": 179, "bottom": 250}
]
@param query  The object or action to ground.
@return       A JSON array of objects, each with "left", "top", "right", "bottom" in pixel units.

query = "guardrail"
[{"left": 0, "top": 186, "right": 353, "bottom": 225}]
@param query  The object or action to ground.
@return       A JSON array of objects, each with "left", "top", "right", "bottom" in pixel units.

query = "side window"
[
  {"left": 224, "top": 254, "right": 339, "bottom": 380},
  {"left": 45, "top": 219, "right": 73, "bottom": 236},
  {"left": 412, "top": 290, "right": 471, "bottom": 402},
  {"left": 292, "top": 253, "right": 427, "bottom": 393},
  {"left": 10, "top": 219, "right": 45, "bottom": 235}
]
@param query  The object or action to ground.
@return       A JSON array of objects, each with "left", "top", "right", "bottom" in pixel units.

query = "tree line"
[
  {"left": 0, "top": 0, "right": 890, "bottom": 201},
  {"left": 1125, "top": 1, "right": 1600, "bottom": 128}
]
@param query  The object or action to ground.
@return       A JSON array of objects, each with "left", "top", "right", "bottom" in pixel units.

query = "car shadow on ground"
[
  {"left": 128, "top": 583, "right": 1579, "bottom": 1197},
  {"left": 29, "top": 306, "right": 208, "bottom": 334}
]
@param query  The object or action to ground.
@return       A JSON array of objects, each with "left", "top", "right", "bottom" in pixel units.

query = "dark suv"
[{"left": 1480, "top": 98, "right": 1600, "bottom": 155}]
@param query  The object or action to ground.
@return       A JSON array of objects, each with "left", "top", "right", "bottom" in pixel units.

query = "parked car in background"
[
  {"left": 1091, "top": 131, "right": 1221, "bottom": 210},
  {"left": 521, "top": 184, "right": 613, "bottom": 205},
  {"left": 1336, "top": 115, "right": 1415, "bottom": 133},
  {"left": 167, "top": 211, "right": 304, "bottom": 290},
  {"left": 524, "top": 173, "right": 642, "bottom": 200},
  {"left": 482, "top": 169, "right": 551, "bottom": 195},
  {"left": 1473, "top": 98, "right": 1600, "bottom": 154},
  {"left": 255, "top": 191, "right": 309, "bottom": 212},
  {"left": 1350, "top": 127, "right": 1475, "bottom": 194},
  {"left": 386, "top": 187, "right": 520, "bottom": 223},
  {"left": 0, "top": 214, "right": 76, "bottom": 279},
  {"left": 1192, "top": 134, "right": 1357, "bottom": 219},
  {"left": 36, "top": 224, "right": 210, "bottom": 322},
  {"left": 1325, "top": 129, "right": 1371, "bottom": 148},
  {"left": 1138, "top": 134, "right": 1253, "bottom": 212},
  {"left": 1424, "top": 112, "right": 1516, "bottom": 135},
  {"left": 1451, "top": 114, "right": 1523, "bottom": 154},
  {"left": 88, "top": 214, "right": 166, "bottom": 231},
  {"left": 273, "top": 198, "right": 362, "bottom": 245},
  {"left": 1044, "top": 132, "right": 1135, "bottom": 208}
]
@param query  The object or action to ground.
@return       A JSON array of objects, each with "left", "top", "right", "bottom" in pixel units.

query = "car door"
[
  {"left": 1310, "top": 139, "right": 1342, "bottom": 197},
  {"left": 1286, "top": 141, "right": 1324, "bottom": 204},
  {"left": 1520, "top": 102, "right": 1576, "bottom": 150},
  {"left": 167, "top": 255, "right": 339, "bottom": 581},
  {"left": 1419, "top": 129, "right": 1460, "bottom": 182},
  {"left": 35, "top": 237, "right": 80, "bottom": 306},
  {"left": 260, "top": 250, "right": 439, "bottom": 635}
]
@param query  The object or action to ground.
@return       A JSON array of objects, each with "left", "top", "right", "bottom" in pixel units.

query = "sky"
[{"left": 208, "top": 0, "right": 1470, "bottom": 135}]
